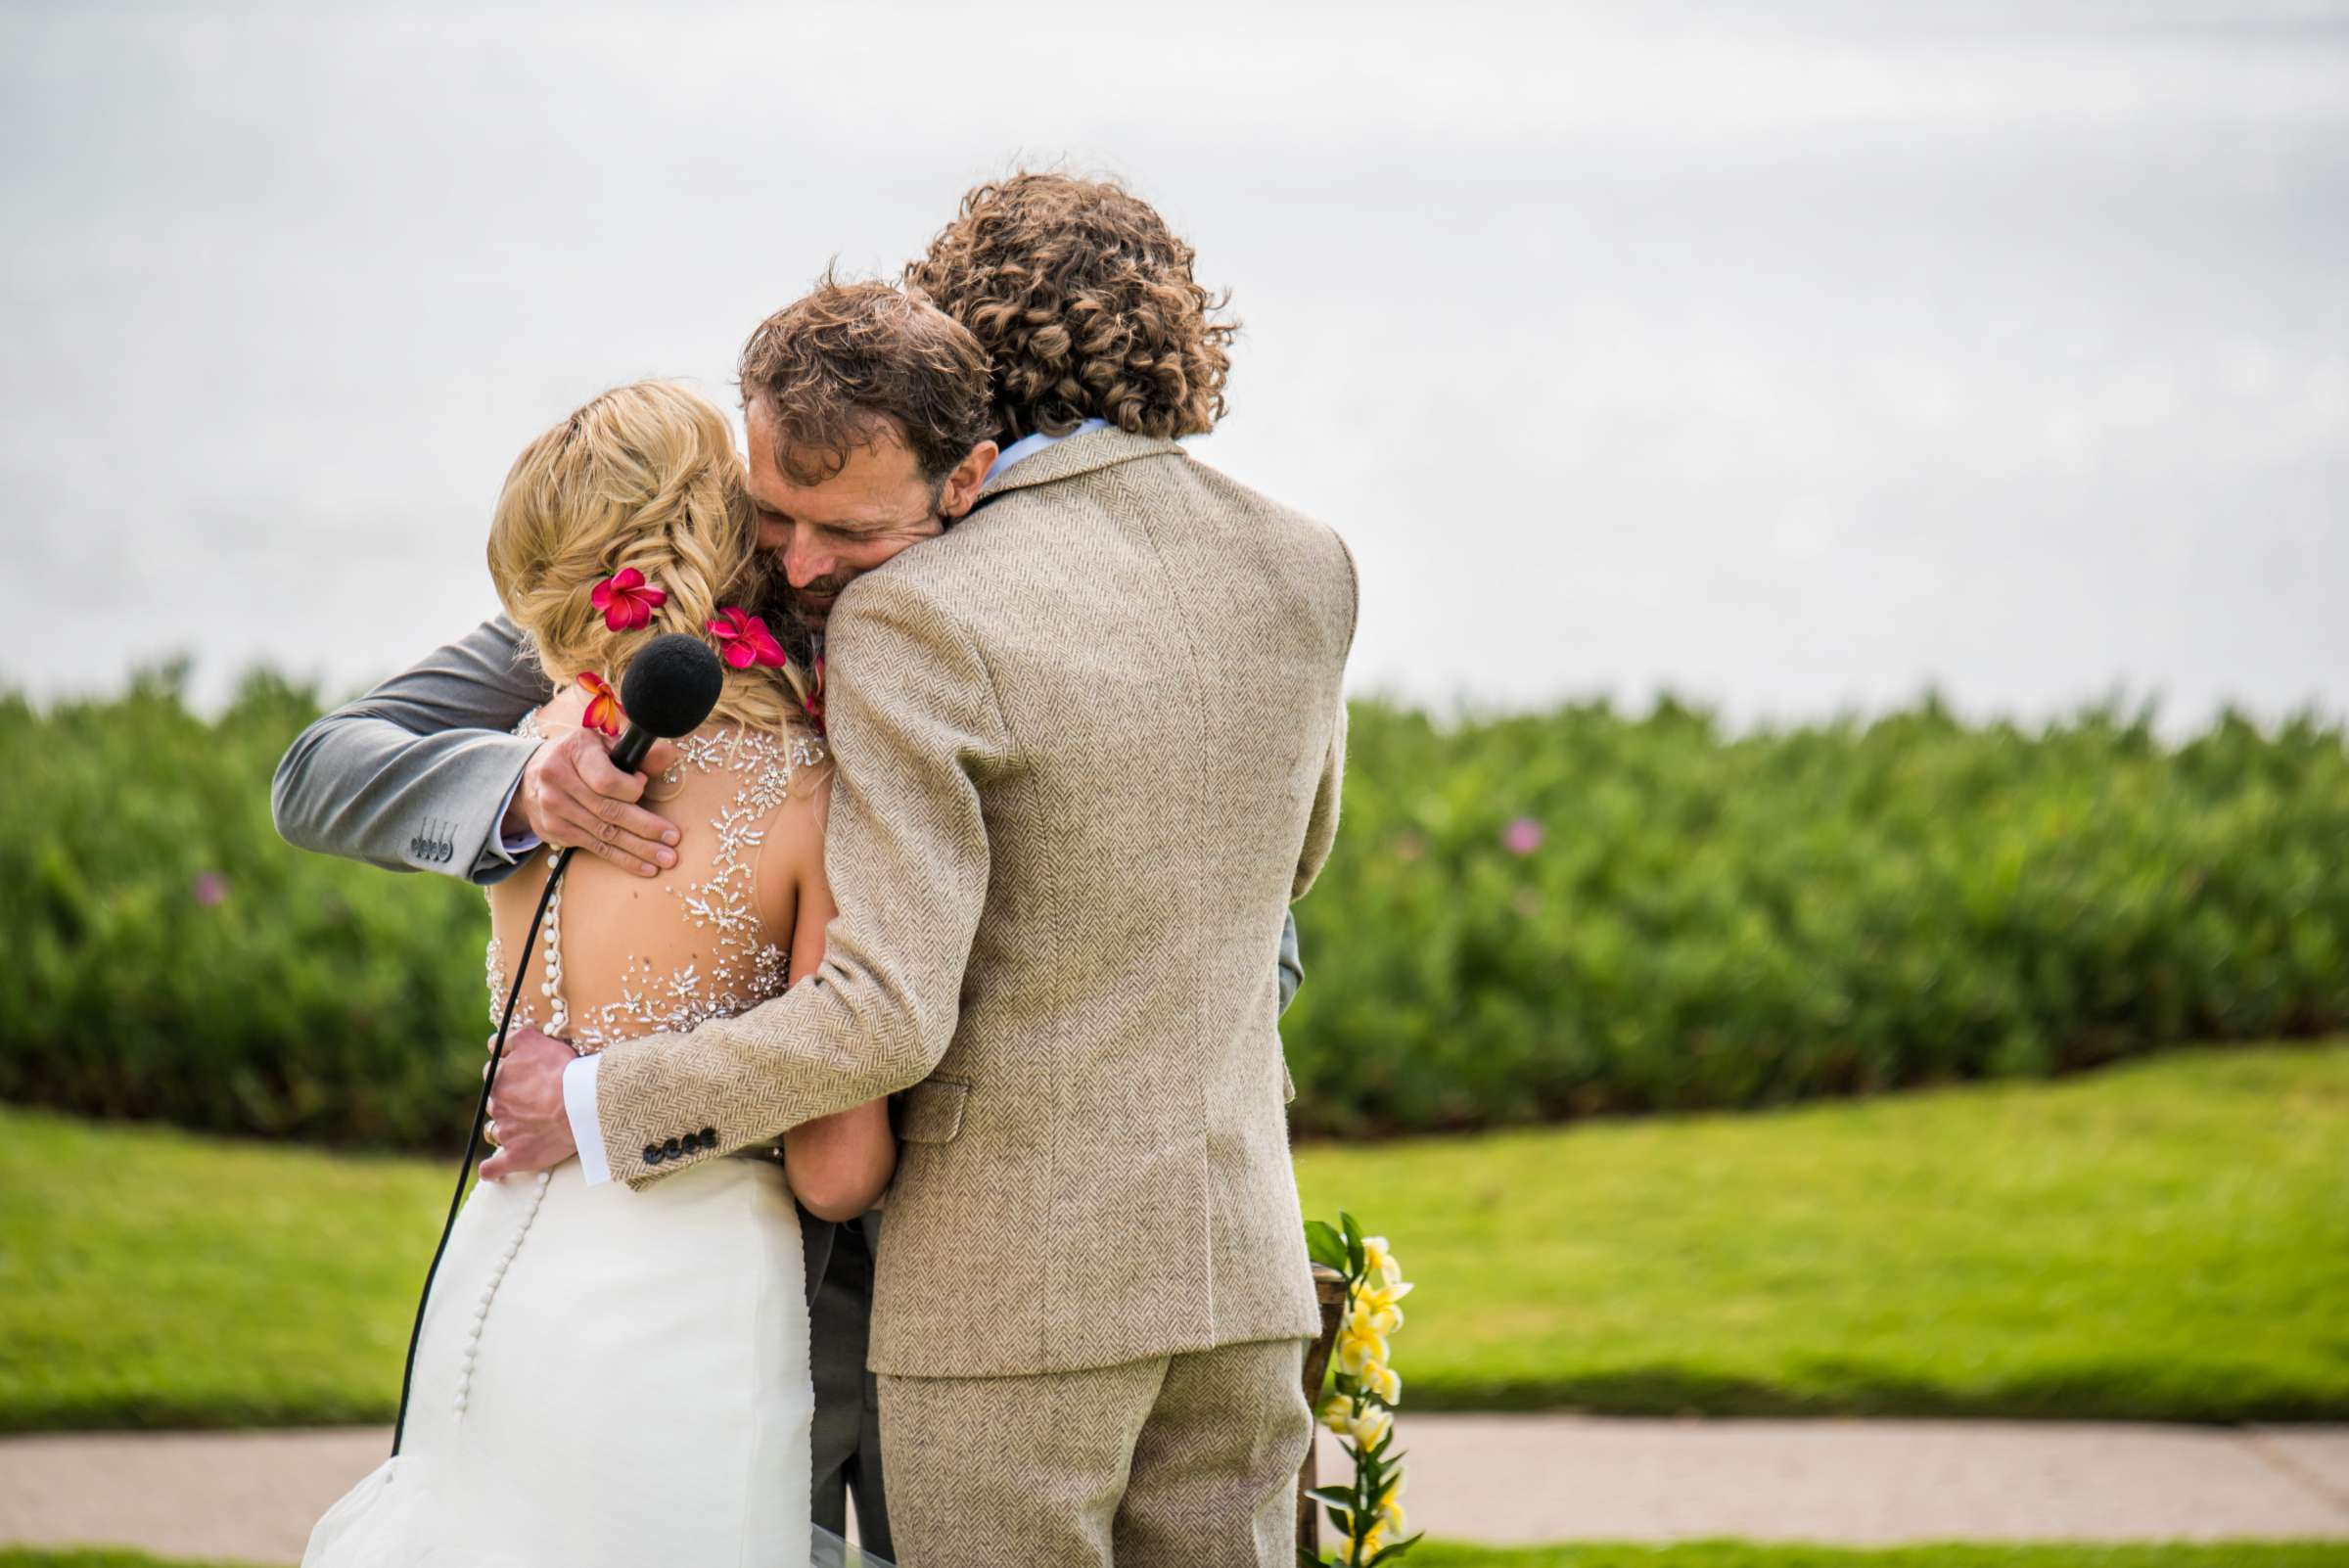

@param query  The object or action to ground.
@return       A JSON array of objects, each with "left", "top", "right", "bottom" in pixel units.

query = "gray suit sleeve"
[
  {"left": 270, "top": 616, "right": 554, "bottom": 884},
  {"left": 1276, "top": 909, "right": 1303, "bottom": 1015}
]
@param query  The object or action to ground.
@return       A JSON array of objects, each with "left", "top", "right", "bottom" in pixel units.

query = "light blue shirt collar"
[{"left": 985, "top": 418, "right": 1109, "bottom": 485}]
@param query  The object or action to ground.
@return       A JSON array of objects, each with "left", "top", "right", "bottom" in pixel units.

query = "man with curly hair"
[
  {"left": 782, "top": 167, "right": 1348, "bottom": 1568},
  {"left": 903, "top": 171, "right": 1239, "bottom": 446}
]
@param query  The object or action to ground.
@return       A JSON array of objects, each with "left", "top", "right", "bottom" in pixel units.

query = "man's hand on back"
[{"left": 507, "top": 728, "right": 684, "bottom": 877}]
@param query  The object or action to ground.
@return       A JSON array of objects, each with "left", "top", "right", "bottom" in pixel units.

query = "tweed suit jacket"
[{"left": 591, "top": 429, "right": 1358, "bottom": 1379}]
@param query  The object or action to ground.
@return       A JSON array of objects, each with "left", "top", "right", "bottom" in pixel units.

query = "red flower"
[
  {"left": 590, "top": 568, "right": 666, "bottom": 632},
  {"left": 708, "top": 607, "right": 786, "bottom": 669},
  {"left": 577, "top": 669, "right": 623, "bottom": 737}
]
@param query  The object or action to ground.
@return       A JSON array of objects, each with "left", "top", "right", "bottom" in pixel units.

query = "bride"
[{"left": 304, "top": 380, "right": 895, "bottom": 1568}]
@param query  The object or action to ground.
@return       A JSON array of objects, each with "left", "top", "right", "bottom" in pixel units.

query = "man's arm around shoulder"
[{"left": 272, "top": 617, "right": 551, "bottom": 884}]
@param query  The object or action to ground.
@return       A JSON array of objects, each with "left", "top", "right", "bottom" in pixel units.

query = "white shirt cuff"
[
  {"left": 491, "top": 771, "right": 541, "bottom": 862},
  {"left": 562, "top": 1052, "right": 612, "bottom": 1185}
]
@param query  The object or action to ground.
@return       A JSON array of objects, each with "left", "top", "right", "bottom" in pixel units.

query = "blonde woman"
[{"left": 304, "top": 381, "right": 894, "bottom": 1568}]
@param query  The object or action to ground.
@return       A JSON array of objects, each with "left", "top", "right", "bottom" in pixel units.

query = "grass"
[
  {"left": 2, "top": 1044, "right": 2343, "bottom": 1431},
  {"left": 0, "top": 1555, "right": 258, "bottom": 1568},
  {"left": 0, "top": 1107, "right": 446, "bottom": 1431},
  {"left": 6, "top": 1545, "right": 2347, "bottom": 1568},
  {"left": 1293, "top": 1043, "right": 2349, "bottom": 1419},
  {"left": 0, "top": 1556, "right": 247, "bottom": 1568}
]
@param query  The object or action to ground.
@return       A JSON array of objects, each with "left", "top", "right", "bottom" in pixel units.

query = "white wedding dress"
[{"left": 305, "top": 710, "right": 880, "bottom": 1568}]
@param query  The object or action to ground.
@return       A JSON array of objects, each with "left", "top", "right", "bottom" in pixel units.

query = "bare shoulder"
[
  {"left": 531, "top": 687, "right": 590, "bottom": 737},
  {"left": 769, "top": 754, "right": 832, "bottom": 842}
]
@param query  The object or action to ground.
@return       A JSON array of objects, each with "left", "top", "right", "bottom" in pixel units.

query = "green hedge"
[
  {"left": 4, "top": 669, "right": 2345, "bottom": 1147},
  {"left": 5, "top": 667, "right": 488, "bottom": 1148},
  {"left": 1286, "top": 697, "right": 2349, "bottom": 1133}
]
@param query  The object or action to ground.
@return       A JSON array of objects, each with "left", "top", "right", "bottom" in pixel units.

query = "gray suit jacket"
[{"left": 272, "top": 616, "right": 553, "bottom": 885}]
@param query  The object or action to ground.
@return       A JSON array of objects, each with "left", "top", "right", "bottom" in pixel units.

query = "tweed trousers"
[{"left": 875, "top": 1338, "right": 1313, "bottom": 1568}]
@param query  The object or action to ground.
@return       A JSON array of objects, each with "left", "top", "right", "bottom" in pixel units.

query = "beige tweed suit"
[{"left": 589, "top": 428, "right": 1356, "bottom": 1566}]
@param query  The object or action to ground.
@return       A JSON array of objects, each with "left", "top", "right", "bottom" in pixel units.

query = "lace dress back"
[{"left": 484, "top": 702, "right": 827, "bottom": 1054}]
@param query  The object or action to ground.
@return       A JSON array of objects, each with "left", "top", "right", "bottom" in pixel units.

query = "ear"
[{"left": 939, "top": 441, "right": 998, "bottom": 521}]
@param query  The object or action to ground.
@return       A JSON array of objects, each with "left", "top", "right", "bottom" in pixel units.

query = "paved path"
[{"left": 1, "top": 1419, "right": 2345, "bottom": 1563}]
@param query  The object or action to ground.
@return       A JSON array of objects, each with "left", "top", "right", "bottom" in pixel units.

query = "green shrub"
[
  {"left": 3, "top": 666, "right": 488, "bottom": 1148},
  {"left": 2, "top": 670, "right": 2344, "bottom": 1146},
  {"left": 1285, "top": 696, "right": 2349, "bottom": 1134}
]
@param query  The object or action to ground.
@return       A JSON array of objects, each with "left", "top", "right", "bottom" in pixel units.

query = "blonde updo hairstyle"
[{"left": 486, "top": 380, "right": 813, "bottom": 739}]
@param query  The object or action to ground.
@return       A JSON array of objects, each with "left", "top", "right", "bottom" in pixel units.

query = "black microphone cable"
[
  {"left": 384, "top": 630, "right": 723, "bottom": 1457},
  {"left": 390, "top": 842, "right": 576, "bottom": 1457}
]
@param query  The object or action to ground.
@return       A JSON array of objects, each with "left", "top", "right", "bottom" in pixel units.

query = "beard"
[{"left": 753, "top": 561, "right": 836, "bottom": 663}]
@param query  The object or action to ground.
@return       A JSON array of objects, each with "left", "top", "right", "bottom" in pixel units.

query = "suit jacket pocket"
[{"left": 897, "top": 1078, "right": 969, "bottom": 1145}]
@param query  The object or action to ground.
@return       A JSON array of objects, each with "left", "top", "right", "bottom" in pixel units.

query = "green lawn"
[
  {"left": 3, "top": 1044, "right": 2344, "bottom": 1431},
  {"left": 6, "top": 1544, "right": 2347, "bottom": 1568},
  {"left": 1297, "top": 1043, "right": 2349, "bottom": 1418},
  {"left": 0, "top": 1107, "right": 445, "bottom": 1431},
  {"left": 0, "top": 1555, "right": 256, "bottom": 1568}
]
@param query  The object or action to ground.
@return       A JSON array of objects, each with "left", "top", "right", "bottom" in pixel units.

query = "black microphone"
[{"left": 611, "top": 632, "right": 727, "bottom": 772}]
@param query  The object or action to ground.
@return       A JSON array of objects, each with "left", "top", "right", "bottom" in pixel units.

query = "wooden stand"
[{"left": 1296, "top": 1264, "right": 1350, "bottom": 1557}]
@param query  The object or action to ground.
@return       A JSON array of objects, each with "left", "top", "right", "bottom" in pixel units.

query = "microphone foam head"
[{"left": 620, "top": 632, "right": 726, "bottom": 739}]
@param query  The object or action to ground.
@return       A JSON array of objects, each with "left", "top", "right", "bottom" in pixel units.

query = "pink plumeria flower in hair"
[
  {"left": 590, "top": 568, "right": 667, "bottom": 632},
  {"left": 708, "top": 607, "right": 786, "bottom": 669}
]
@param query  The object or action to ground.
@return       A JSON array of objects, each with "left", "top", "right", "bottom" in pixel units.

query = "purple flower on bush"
[
  {"left": 192, "top": 871, "right": 227, "bottom": 907},
  {"left": 1502, "top": 817, "right": 1544, "bottom": 855}
]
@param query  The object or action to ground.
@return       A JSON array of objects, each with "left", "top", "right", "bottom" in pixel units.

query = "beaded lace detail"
[
  {"left": 461, "top": 707, "right": 819, "bottom": 1423},
  {"left": 483, "top": 712, "right": 824, "bottom": 1053}
]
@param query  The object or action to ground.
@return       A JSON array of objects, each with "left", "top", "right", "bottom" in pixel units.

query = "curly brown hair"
[
  {"left": 737, "top": 276, "right": 994, "bottom": 487},
  {"left": 904, "top": 173, "right": 1236, "bottom": 441}
]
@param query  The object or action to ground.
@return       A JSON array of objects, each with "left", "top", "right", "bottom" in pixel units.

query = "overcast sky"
[{"left": 5, "top": 0, "right": 2345, "bottom": 728}]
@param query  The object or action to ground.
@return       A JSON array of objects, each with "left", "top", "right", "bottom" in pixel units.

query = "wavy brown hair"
[
  {"left": 904, "top": 173, "right": 1236, "bottom": 441},
  {"left": 737, "top": 277, "right": 994, "bottom": 487}
]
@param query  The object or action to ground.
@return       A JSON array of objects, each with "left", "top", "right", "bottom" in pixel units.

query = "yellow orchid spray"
[{"left": 1303, "top": 1210, "right": 1424, "bottom": 1568}]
